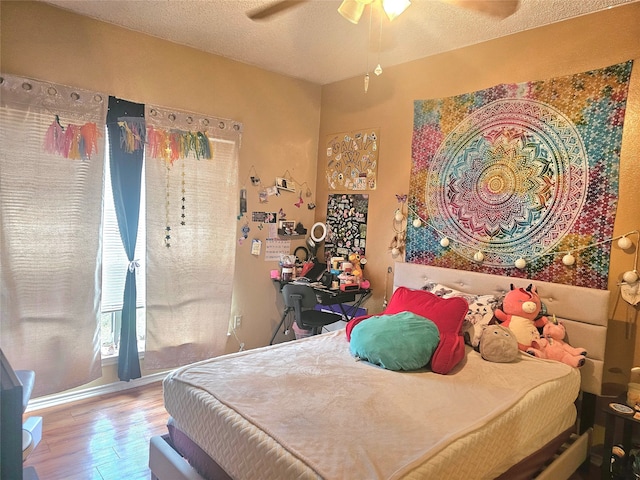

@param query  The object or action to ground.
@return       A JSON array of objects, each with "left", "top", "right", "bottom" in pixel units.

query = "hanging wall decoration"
[
  {"left": 144, "top": 106, "right": 242, "bottom": 248},
  {"left": 407, "top": 61, "right": 634, "bottom": 289},
  {"left": 44, "top": 115, "right": 101, "bottom": 160},
  {"left": 324, "top": 194, "right": 369, "bottom": 260},
  {"left": 326, "top": 128, "right": 379, "bottom": 191},
  {"left": 146, "top": 125, "right": 212, "bottom": 161},
  {"left": 389, "top": 194, "right": 408, "bottom": 258},
  {"left": 146, "top": 120, "right": 211, "bottom": 245}
]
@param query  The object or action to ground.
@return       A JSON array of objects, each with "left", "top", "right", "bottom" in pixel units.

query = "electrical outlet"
[{"left": 234, "top": 315, "right": 242, "bottom": 329}]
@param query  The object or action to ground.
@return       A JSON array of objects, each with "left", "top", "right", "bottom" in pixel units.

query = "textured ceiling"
[{"left": 42, "top": 0, "right": 638, "bottom": 85}]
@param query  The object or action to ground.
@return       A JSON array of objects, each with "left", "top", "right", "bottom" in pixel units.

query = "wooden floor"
[{"left": 23, "top": 381, "right": 168, "bottom": 480}]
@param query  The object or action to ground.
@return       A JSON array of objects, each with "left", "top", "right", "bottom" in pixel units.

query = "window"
[
  {"left": 100, "top": 136, "right": 146, "bottom": 358},
  {"left": 1, "top": 75, "right": 240, "bottom": 392}
]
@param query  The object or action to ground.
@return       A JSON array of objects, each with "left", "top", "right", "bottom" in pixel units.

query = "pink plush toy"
[
  {"left": 528, "top": 319, "right": 587, "bottom": 368},
  {"left": 494, "top": 284, "right": 548, "bottom": 352}
]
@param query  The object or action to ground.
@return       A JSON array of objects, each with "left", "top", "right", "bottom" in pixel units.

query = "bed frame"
[{"left": 149, "top": 262, "right": 610, "bottom": 480}]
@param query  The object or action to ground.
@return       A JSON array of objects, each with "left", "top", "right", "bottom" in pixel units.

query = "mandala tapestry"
[
  {"left": 407, "top": 61, "right": 633, "bottom": 289},
  {"left": 326, "top": 128, "right": 379, "bottom": 191}
]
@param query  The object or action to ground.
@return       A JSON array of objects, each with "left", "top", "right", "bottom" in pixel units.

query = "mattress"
[{"left": 163, "top": 330, "right": 581, "bottom": 480}]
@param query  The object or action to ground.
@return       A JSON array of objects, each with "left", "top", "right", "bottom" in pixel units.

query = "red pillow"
[{"left": 346, "top": 287, "right": 469, "bottom": 374}]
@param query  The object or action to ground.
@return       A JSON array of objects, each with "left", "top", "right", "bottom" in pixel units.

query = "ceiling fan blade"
[
  {"left": 445, "top": 0, "right": 520, "bottom": 18},
  {"left": 247, "top": 1, "right": 307, "bottom": 20}
]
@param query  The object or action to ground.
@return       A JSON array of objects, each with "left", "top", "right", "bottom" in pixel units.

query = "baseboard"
[{"left": 26, "top": 371, "right": 168, "bottom": 412}]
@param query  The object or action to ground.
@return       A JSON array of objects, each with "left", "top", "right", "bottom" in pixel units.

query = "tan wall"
[
  {"left": 2, "top": 1, "right": 640, "bottom": 393},
  {"left": 317, "top": 2, "right": 640, "bottom": 387},
  {"left": 0, "top": 1, "right": 322, "bottom": 385}
]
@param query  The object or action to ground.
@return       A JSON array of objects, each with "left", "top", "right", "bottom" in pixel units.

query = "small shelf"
[{"left": 277, "top": 234, "right": 304, "bottom": 239}]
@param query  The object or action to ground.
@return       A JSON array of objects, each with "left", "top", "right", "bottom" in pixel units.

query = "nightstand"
[{"left": 601, "top": 395, "right": 640, "bottom": 479}]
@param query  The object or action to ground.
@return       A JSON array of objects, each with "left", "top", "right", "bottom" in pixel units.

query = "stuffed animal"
[
  {"left": 348, "top": 252, "right": 363, "bottom": 279},
  {"left": 477, "top": 324, "right": 519, "bottom": 363},
  {"left": 528, "top": 317, "right": 587, "bottom": 368},
  {"left": 494, "top": 284, "right": 548, "bottom": 352}
]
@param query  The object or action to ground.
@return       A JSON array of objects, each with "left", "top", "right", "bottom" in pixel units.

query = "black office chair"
[{"left": 282, "top": 284, "right": 340, "bottom": 336}]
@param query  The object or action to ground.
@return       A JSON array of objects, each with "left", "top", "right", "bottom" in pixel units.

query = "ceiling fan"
[{"left": 247, "top": 0, "right": 520, "bottom": 22}]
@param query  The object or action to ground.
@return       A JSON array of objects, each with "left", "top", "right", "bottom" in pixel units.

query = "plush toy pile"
[
  {"left": 529, "top": 319, "right": 587, "bottom": 368},
  {"left": 477, "top": 325, "right": 519, "bottom": 363},
  {"left": 495, "top": 284, "right": 587, "bottom": 368},
  {"left": 494, "top": 284, "right": 548, "bottom": 352}
]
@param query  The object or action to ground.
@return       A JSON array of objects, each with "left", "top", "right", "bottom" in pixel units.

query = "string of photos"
[
  {"left": 239, "top": 166, "right": 315, "bottom": 215},
  {"left": 237, "top": 166, "right": 317, "bottom": 249}
]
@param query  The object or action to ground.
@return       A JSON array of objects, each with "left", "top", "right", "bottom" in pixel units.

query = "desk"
[
  {"left": 601, "top": 394, "right": 640, "bottom": 479},
  {"left": 270, "top": 282, "right": 371, "bottom": 345}
]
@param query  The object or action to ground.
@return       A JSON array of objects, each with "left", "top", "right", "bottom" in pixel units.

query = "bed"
[{"left": 149, "top": 262, "right": 610, "bottom": 480}]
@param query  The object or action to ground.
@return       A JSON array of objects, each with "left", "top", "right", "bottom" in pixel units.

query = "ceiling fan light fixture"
[
  {"left": 382, "top": 0, "right": 411, "bottom": 21},
  {"left": 338, "top": 0, "right": 366, "bottom": 24}
]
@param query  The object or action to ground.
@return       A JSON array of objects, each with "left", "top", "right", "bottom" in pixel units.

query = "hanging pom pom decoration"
[
  {"left": 618, "top": 236, "right": 633, "bottom": 250},
  {"left": 117, "top": 119, "right": 146, "bottom": 154},
  {"left": 473, "top": 251, "right": 485, "bottom": 263},
  {"left": 146, "top": 126, "right": 213, "bottom": 162},
  {"left": 620, "top": 231, "right": 639, "bottom": 285},
  {"left": 515, "top": 258, "right": 527, "bottom": 270},
  {"left": 412, "top": 218, "right": 422, "bottom": 228},
  {"left": 562, "top": 253, "right": 576, "bottom": 266},
  {"left": 394, "top": 209, "right": 404, "bottom": 222},
  {"left": 440, "top": 237, "right": 450, "bottom": 248},
  {"left": 44, "top": 116, "right": 101, "bottom": 160},
  {"left": 44, "top": 116, "right": 65, "bottom": 155},
  {"left": 623, "top": 270, "right": 639, "bottom": 284},
  {"left": 64, "top": 124, "right": 80, "bottom": 159},
  {"left": 146, "top": 125, "right": 162, "bottom": 159},
  {"left": 196, "top": 131, "right": 212, "bottom": 159},
  {"left": 80, "top": 122, "right": 100, "bottom": 160}
]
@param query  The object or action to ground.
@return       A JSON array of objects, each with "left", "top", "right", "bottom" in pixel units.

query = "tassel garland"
[
  {"left": 44, "top": 116, "right": 213, "bottom": 162},
  {"left": 146, "top": 125, "right": 213, "bottom": 162},
  {"left": 117, "top": 118, "right": 146, "bottom": 154},
  {"left": 44, "top": 116, "right": 100, "bottom": 160}
]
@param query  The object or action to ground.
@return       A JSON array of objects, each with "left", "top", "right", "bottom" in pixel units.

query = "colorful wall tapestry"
[
  {"left": 326, "top": 128, "right": 379, "bottom": 191},
  {"left": 407, "top": 61, "right": 633, "bottom": 289},
  {"left": 325, "top": 194, "right": 369, "bottom": 260}
]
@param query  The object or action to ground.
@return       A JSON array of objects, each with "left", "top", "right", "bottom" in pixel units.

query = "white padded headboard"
[{"left": 393, "top": 262, "right": 610, "bottom": 396}]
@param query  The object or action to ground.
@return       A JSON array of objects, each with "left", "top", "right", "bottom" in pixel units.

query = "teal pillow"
[{"left": 349, "top": 312, "right": 440, "bottom": 371}]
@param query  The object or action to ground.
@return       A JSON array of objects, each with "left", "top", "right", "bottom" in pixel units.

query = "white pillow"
[{"left": 422, "top": 282, "right": 501, "bottom": 347}]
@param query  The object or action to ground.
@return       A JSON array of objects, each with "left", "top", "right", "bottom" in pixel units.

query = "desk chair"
[{"left": 282, "top": 284, "right": 340, "bottom": 336}]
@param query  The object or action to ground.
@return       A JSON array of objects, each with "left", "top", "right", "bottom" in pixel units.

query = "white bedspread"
[{"left": 164, "top": 330, "right": 580, "bottom": 480}]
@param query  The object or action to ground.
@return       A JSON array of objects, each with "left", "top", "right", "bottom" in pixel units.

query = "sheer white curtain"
[
  {"left": 144, "top": 105, "right": 240, "bottom": 369},
  {"left": 0, "top": 75, "right": 105, "bottom": 396}
]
